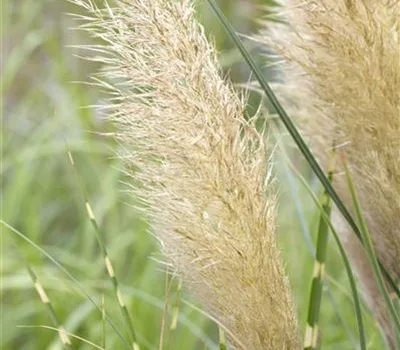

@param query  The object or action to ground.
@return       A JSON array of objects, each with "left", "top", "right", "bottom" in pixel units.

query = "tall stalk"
[
  {"left": 342, "top": 155, "right": 400, "bottom": 345},
  {"left": 304, "top": 152, "right": 335, "bottom": 350},
  {"left": 66, "top": 148, "right": 139, "bottom": 350}
]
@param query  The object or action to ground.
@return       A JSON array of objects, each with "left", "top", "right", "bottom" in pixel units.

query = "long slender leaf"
[
  {"left": 342, "top": 155, "right": 400, "bottom": 339},
  {"left": 15, "top": 247, "right": 73, "bottom": 349},
  {"left": 288, "top": 167, "right": 366, "bottom": 350},
  {"left": 18, "top": 325, "right": 106, "bottom": 350},
  {"left": 304, "top": 151, "right": 335, "bottom": 350},
  {"left": 219, "top": 328, "right": 227, "bottom": 350},
  {"left": 66, "top": 146, "right": 140, "bottom": 349},
  {"left": 0, "top": 220, "right": 132, "bottom": 350},
  {"left": 274, "top": 131, "right": 366, "bottom": 347},
  {"left": 272, "top": 123, "right": 358, "bottom": 346}
]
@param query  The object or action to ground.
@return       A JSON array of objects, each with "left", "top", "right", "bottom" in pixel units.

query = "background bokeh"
[{"left": 1, "top": 0, "right": 385, "bottom": 349}]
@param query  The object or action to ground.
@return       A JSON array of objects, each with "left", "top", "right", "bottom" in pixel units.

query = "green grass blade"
[
  {"left": 204, "top": 0, "right": 400, "bottom": 299},
  {"left": 219, "top": 328, "right": 227, "bottom": 350},
  {"left": 0, "top": 220, "right": 132, "bottom": 349},
  {"left": 283, "top": 165, "right": 366, "bottom": 349},
  {"left": 341, "top": 155, "right": 400, "bottom": 337},
  {"left": 181, "top": 299, "right": 244, "bottom": 349},
  {"left": 272, "top": 124, "right": 358, "bottom": 346},
  {"left": 170, "top": 279, "right": 182, "bottom": 332},
  {"left": 18, "top": 325, "right": 106, "bottom": 350},
  {"left": 21, "top": 255, "right": 73, "bottom": 349},
  {"left": 159, "top": 271, "right": 171, "bottom": 350},
  {"left": 304, "top": 152, "right": 335, "bottom": 350},
  {"left": 66, "top": 148, "right": 140, "bottom": 350},
  {"left": 381, "top": 269, "right": 400, "bottom": 303},
  {"left": 101, "top": 295, "right": 106, "bottom": 349}
]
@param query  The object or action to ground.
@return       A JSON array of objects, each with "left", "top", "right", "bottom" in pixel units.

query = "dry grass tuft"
[
  {"left": 257, "top": 0, "right": 400, "bottom": 346},
  {"left": 71, "top": 0, "right": 300, "bottom": 348}
]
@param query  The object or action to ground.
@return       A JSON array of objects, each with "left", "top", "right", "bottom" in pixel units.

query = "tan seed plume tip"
[
  {"left": 71, "top": 0, "right": 301, "bottom": 348},
  {"left": 257, "top": 0, "right": 399, "bottom": 346}
]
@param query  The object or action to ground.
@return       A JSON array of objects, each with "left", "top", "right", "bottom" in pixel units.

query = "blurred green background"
[{"left": 1, "top": 0, "right": 386, "bottom": 349}]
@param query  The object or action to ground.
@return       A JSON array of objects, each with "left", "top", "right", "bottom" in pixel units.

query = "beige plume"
[
  {"left": 256, "top": 0, "right": 400, "bottom": 347},
  {"left": 72, "top": 0, "right": 300, "bottom": 348}
]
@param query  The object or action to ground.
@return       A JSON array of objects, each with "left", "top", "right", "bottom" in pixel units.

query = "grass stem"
[
  {"left": 304, "top": 151, "right": 335, "bottom": 350},
  {"left": 341, "top": 154, "right": 400, "bottom": 342},
  {"left": 66, "top": 147, "right": 140, "bottom": 349},
  {"left": 284, "top": 163, "right": 366, "bottom": 349}
]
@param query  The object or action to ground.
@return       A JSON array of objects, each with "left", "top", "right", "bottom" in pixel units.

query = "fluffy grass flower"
[
  {"left": 72, "top": 0, "right": 300, "bottom": 348},
  {"left": 257, "top": 0, "right": 400, "bottom": 346}
]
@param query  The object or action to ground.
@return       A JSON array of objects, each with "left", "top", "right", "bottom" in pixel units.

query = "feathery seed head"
[
  {"left": 260, "top": 0, "right": 400, "bottom": 280},
  {"left": 72, "top": 0, "right": 300, "bottom": 348},
  {"left": 257, "top": 0, "right": 399, "bottom": 345}
]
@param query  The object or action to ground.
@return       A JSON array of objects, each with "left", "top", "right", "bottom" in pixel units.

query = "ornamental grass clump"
[
  {"left": 71, "top": 0, "right": 300, "bottom": 348},
  {"left": 256, "top": 0, "right": 400, "bottom": 346}
]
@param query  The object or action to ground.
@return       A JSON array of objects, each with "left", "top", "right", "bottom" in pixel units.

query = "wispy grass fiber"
[{"left": 70, "top": 0, "right": 300, "bottom": 348}]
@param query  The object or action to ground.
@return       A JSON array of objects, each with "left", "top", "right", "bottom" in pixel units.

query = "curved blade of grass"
[
  {"left": 272, "top": 123, "right": 357, "bottom": 345},
  {"left": 295, "top": 173, "right": 366, "bottom": 349},
  {"left": 66, "top": 147, "right": 139, "bottom": 350},
  {"left": 341, "top": 155, "right": 400, "bottom": 339},
  {"left": 273, "top": 126, "right": 366, "bottom": 347},
  {"left": 15, "top": 247, "right": 73, "bottom": 349},
  {"left": 101, "top": 295, "right": 106, "bottom": 350},
  {"left": 181, "top": 299, "right": 245, "bottom": 349},
  {"left": 0, "top": 220, "right": 132, "bottom": 349},
  {"left": 159, "top": 271, "right": 171, "bottom": 350},
  {"left": 219, "top": 328, "right": 227, "bottom": 350},
  {"left": 18, "top": 325, "right": 106, "bottom": 350},
  {"left": 281, "top": 163, "right": 366, "bottom": 349},
  {"left": 304, "top": 151, "right": 335, "bottom": 350},
  {"left": 204, "top": 0, "right": 400, "bottom": 299},
  {"left": 276, "top": 137, "right": 316, "bottom": 256},
  {"left": 166, "top": 278, "right": 184, "bottom": 350},
  {"left": 169, "top": 279, "right": 182, "bottom": 332}
]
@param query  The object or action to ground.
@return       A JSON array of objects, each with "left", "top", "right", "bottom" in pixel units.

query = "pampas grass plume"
[
  {"left": 257, "top": 0, "right": 399, "bottom": 346},
  {"left": 72, "top": 0, "right": 300, "bottom": 348}
]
